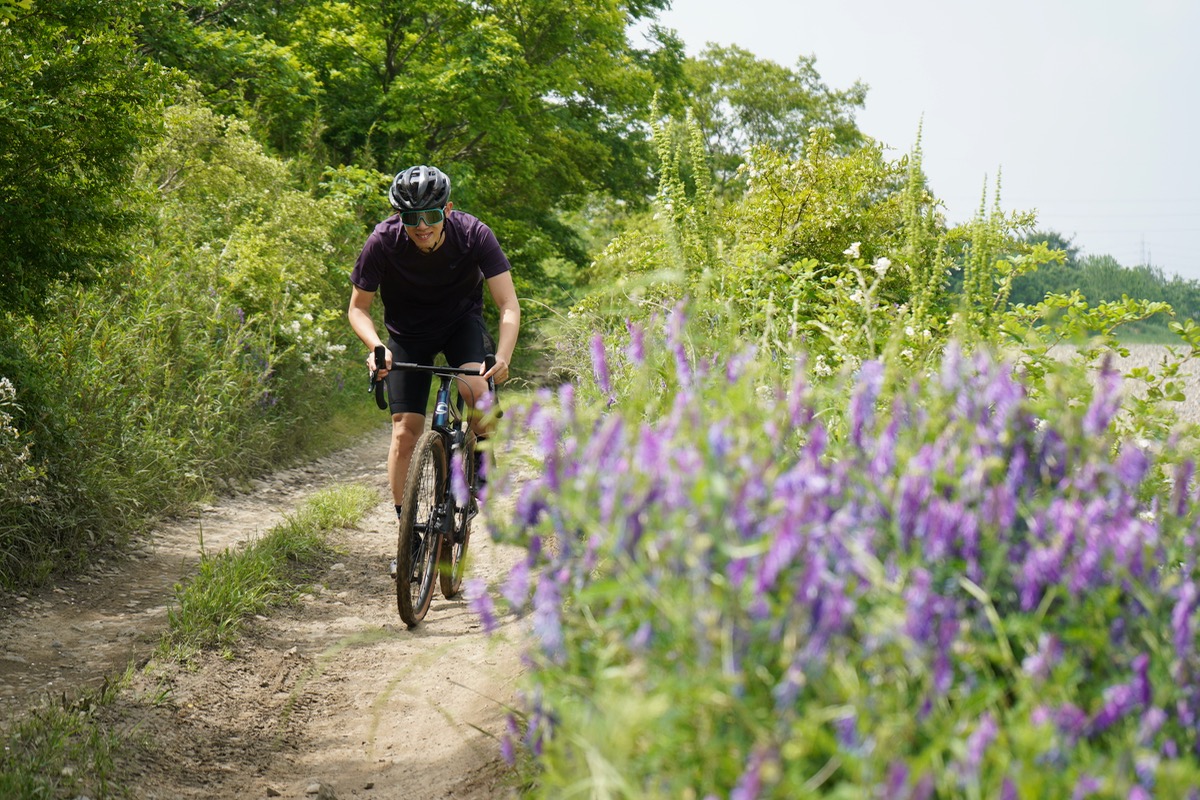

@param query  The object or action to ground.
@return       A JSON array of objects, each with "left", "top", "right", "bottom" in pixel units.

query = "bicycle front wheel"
[
  {"left": 440, "top": 429, "right": 477, "bottom": 599},
  {"left": 397, "top": 431, "right": 446, "bottom": 627}
]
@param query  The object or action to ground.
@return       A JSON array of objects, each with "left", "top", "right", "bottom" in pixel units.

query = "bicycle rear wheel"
[
  {"left": 440, "top": 429, "right": 477, "bottom": 599},
  {"left": 397, "top": 431, "right": 446, "bottom": 627}
]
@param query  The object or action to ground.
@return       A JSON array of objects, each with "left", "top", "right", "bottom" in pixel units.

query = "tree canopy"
[
  {"left": 0, "top": 0, "right": 163, "bottom": 315},
  {"left": 683, "top": 43, "right": 867, "bottom": 190},
  {"left": 139, "top": 0, "right": 679, "bottom": 218}
]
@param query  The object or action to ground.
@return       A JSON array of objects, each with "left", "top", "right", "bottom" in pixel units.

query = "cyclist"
[{"left": 347, "top": 165, "right": 520, "bottom": 570}]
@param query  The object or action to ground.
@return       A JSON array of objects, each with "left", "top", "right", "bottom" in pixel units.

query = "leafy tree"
[
  {"left": 735, "top": 130, "right": 910, "bottom": 269},
  {"left": 0, "top": 0, "right": 31, "bottom": 21},
  {"left": 1024, "top": 229, "right": 1080, "bottom": 266},
  {"left": 136, "top": 2, "right": 322, "bottom": 157},
  {"left": 0, "top": 0, "right": 164, "bottom": 316},
  {"left": 140, "top": 0, "right": 677, "bottom": 214},
  {"left": 683, "top": 44, "right": 867, "bottom": 191}
]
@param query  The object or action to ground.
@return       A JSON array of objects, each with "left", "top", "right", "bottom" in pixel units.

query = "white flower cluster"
[
  {"left": 284, "top": 309, "right": 347, "bottom": 374},
  {"left": 0, "top": 377, "right": 42, "bottom": 503}
]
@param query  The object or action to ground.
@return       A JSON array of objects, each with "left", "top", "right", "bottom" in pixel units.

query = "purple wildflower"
[
  {"left": 897, "top": 451, "right": 934, "bottom": 550},
  {"left": 502, "top": 557, "right": 532, "bottom": 610},
  {"left": 635, "top": 424, "right": 669, "bottom": 476},
  {"left": 870, "top": 411, "right": 900, "bottom": 480},
  {"left": 921, "top": 496, "right": 965, "bottom": 563},
  {"left": 787, "top": 357, "right": 813, "bottom": 428},
  {"left": 1091, "top": 681, "right": 1138, "bottom": 734},
  {"left": 848, "top": 359, "right": 884, "bottom": 450},
  {"left": 532, "top": 569, "right": 565, "bottom": 663},
  {"left": 467, "top": 577, "right": 498, "bottom": 633},
  {"left": 667, "top": 303, "right": 692, "bottom": 387},
  {"left": 1114, "top": 444, "right": 1150, "bottom": 490},
  {"left": 707, "top": 420, "right": 732, "bottom": 461},
  {"left": 525, "top": 708, "right": 547, "bottom": 757},
  {"left": 1021, "top": 634, "right": 1063, "bottom": 682},
  {"left": 1073, "top": 775, "right": 1102, "bottom": 800},
  {"left": 933, "top": 616, "right": 957, "bottom": 694},
  {"left": 731, "top": 746, "right": 772, "bottom": 800},
  {"left": 884, "top": 761, "right": 908, "bottom": 797},
  {"left": 911, "top": 773, "right": 935, "bottom": 800},
  {"left": 1037, "top": 426, "right": 1068, "bottom": 484},
  {"left": 834, "top": 713, "right": 859, "bottom": 752},
  {"left": 903, "top": 569, "right": 936, "bottom": 644},
  {"left": 1054, "top": 704, "right": 1089, "bottom": 742},
  {"left": 584, "top": 415, "right": 626, "bottom": 473},
  {"left": 1082, "top": 355, "right": 1122, "bottom": 436},
  {"left": 631, "top": 620, "right": 653, "bottom": 650},
  {"left": 939, "top": 341, "right": 964, "bottom": 393},
  {"left": 625, "top": 319, "right": 645, "bottom": 364},
  {"left": 590, "top": 333, "right": 612, "bottom": 396},
  {"left": 499, "top": 714, "right": 520, "bottom": 765},
  {"left": 726, "top": 346, "right": 757, "bottom": 383},
  {"left": 1172, "top": 580, "right": 1198, "bottom": 664},
  {"left": 451, "top": 449, "right": 469, "bottom": 505},
  {"left": 515, "top": 482, "right": 548, "bottom": 526},
  {"left": 1174, "top": 459, "right": 1194, "bottom": 517},
  {"left": 558, "top": 381, "right": 575, "bottom": 421},
  {"left": 756, "top": 516, "right": 802, "bottom": 597},
  {"left": 1133, "top": 653, "right": 1152, "bottom": 707},
  {"left": 1138, "top": 706, "right": 1166, "bottom": 746}
]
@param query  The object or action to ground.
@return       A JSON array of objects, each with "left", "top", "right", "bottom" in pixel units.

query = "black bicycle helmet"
[{"left": 388, "top": 165, "right": 451, "bottom": 211}]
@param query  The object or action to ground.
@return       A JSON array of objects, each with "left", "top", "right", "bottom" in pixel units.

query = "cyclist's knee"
[
  {"left": 458, "top": 371, "right": 488, "bottom": 408},
  {"left": 392, "top": 413, "right": 423, "bottom": 448}
]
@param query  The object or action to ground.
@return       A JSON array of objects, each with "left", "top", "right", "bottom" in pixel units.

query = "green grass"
[
  {"left": 0, "top": 677, "right": 126, "bottom": 799},
  {"left": 159, "top": 482, "right": 378, "bottom": 659}
]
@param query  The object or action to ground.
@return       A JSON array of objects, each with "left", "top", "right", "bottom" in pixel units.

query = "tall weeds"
[{"left": 0, "top": 97, "right": 368, "bottom": 588}]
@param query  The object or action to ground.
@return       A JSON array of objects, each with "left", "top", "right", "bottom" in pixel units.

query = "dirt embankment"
[{"left": 0, "top": 426, "right": 527, "bottom": 799}]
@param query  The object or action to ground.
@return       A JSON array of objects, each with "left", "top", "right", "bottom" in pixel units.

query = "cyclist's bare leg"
[{"left": 389, "top": 412, "right": 425, "bottom": 504}]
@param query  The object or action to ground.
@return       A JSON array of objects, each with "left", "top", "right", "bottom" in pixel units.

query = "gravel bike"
[{"left": 370, "top": 345, "right": 495, "bottom": 627}]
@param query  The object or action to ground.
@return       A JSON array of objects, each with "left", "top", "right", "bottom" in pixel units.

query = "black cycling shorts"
[{"left": 386, "top": 315, "right": 494, "bottom": 416}]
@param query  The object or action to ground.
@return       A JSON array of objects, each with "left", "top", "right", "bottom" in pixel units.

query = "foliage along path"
[{"left": 0, "top": 428, "right": 525, "bottom": 799}]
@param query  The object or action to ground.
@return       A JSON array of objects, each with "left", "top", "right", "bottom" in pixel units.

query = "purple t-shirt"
[{"left": 350, "top": 211, "right": 512, "bottom": 339}]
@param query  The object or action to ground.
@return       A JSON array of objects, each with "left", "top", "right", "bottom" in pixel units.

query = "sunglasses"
[{"left": 399, "top": 207, "right": 445, "bottom": 227}]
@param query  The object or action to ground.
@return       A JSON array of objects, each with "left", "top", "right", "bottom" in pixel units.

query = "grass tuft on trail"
[{"left": 160, "top": 483, "right": 377, "bottom": 658}]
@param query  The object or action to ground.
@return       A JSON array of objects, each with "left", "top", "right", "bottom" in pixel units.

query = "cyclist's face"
[{"left": 405, "top": 202, "right": 452, "bottom": 252}]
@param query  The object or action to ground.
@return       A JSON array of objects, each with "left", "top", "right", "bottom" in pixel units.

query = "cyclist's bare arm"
[
  {"left": 484, "top": 271, "right": 520, "bottom": 383},
  {"left": 348, "top": 285, "right": 391, "bottom": 376}
]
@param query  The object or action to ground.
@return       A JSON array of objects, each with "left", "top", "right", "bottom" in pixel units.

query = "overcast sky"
[{"left": 646, "top": 0, "right": 1200, "bottom": 281}]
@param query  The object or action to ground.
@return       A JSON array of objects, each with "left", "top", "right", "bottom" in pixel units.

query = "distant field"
[{"left": 1106, "top": 343, "right": 1200, "bottom": 424}]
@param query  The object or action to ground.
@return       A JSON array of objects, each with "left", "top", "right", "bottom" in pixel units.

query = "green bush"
[{"left": 0, "top": 95, "right": 366, "bottom": 589}]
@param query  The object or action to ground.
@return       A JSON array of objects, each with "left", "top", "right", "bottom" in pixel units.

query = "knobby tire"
[{"left": 397, "top": 431, "right": 446, "bottom": 627}]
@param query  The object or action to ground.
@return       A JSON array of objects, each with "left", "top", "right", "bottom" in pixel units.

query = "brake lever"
[
  {"left": 484, "top": 353, "right": 503, "bottom": 419},
  {"left": 370, "top": 345, "right": 388, "bottom": 410}
]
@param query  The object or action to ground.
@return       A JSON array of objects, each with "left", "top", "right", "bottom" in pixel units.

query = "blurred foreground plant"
[{"left": 477, "top": 309, "right": 1200, "bottom": 799}]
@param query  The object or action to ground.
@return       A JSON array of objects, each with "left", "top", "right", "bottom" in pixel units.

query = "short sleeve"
[{"left": 350, "top": 233, "right": 385, "bottom": 292}]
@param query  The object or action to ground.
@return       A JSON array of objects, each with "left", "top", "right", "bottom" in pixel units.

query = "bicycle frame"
[{"left": 386, "top": 358, "right": 497, "bottom": 627}]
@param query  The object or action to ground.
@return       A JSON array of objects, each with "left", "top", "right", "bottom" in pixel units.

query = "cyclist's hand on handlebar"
[
  {"left": 481, "top": 355, "right": 509, "bottom": 384},
  {"left": 368, "top": 346, "right": 392, "bottom": 378}
]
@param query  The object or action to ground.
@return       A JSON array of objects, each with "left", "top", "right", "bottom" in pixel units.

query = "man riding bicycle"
[{"left": 347, "top": 165, "right": 520, "bottom": 570}]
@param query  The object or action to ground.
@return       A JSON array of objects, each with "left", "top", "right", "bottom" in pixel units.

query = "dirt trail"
[{"left": 0, "top": 426, "right": 528, "bottom": 799}]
